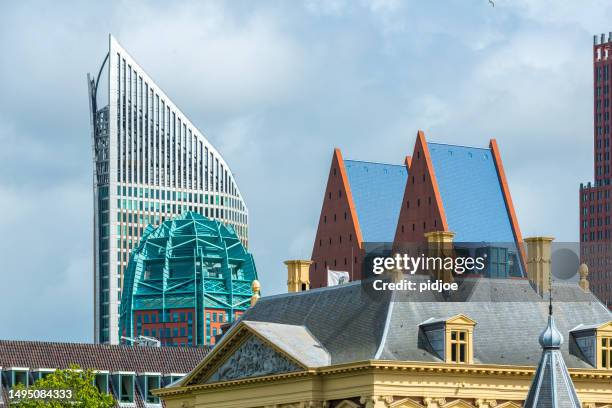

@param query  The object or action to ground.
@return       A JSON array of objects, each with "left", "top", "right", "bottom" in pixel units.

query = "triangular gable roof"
[
  {"left": 242, "top": 321, "right": 330, "bottom": 367},
  {"left": 419, "top": 314, "right": 476, "bottom": 327},
  {"left": 445, "top": 314, "right": 477, "bottom": 326},
  {"left": 426, "top": 142, "right": 516, "bottom": 243},
  {"left": 570, "top": 321, "right": 612, "bottom": 332},
  {"left": 344, "top": 159, "right": 408, "bottom": 242},
  {"left": 180, "top": 320, "right": 328, "bottom": 386}
]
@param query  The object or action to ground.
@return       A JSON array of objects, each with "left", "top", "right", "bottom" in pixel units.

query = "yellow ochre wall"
[{"left": 156, "top": 361, "right": 612, "bottom": 408}]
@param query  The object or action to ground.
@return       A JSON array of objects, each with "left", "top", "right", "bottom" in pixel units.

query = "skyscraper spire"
[{"left": 524, "top": 278, "right": 581, "bottom": 408}]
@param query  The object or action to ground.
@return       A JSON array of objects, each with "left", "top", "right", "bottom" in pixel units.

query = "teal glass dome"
[{"left": 119, "top": 212, "right": 258, "bottom": 346}]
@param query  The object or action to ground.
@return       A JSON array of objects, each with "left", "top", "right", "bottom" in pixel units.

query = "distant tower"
[
  {"left": 579, "top": 32, "right": 612, "bottom": 309},
  {"left": 87, "top": 35, "right": 250, "bottom": 343}
]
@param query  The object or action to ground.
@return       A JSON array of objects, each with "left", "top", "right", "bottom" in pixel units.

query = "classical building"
[
  {"left": 155, "top": 240, "right": 612, "bottom": 408},
  {"left": 0, "top": 340, "right": 209, "bottom": 407},
  {"left": 580, "top": 33, "right": 612, "bottom": 308},
  {"left": 310, "top": 131, "right": 524, "bottom": 288},
  {"left": 119, "top": 212, "right": 258, "bottom": 347},
  {"left": 87, "top": 35, "right": 249, "bottom": 343}
]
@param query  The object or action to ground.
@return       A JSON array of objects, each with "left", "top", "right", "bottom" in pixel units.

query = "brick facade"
[{"left": 310, "top": 149, "right": 364, "bottom": 288}]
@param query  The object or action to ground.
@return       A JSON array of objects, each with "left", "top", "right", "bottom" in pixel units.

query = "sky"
[{"left": 0, "top": 0, "right": 610, "bottom": 342}]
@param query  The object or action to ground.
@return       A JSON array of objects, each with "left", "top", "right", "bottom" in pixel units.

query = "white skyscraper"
[{"left": 87, "top": 35, "right": 249, "bottom": 344}]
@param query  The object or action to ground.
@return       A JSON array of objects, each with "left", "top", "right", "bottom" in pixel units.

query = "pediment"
[
  {"left": 446, "top": 314, "right": 477, "bottom": 326},
  {"left": 597, "top": 321, "right": 612, "bottom": 332},
  {"left": 391, "top": 397, "right": 425, "bottom": 408},
  {"left": 495, "top": 402, "right": 521, "bottom": 408},
  {"left": 206, "top": 334, "right": 301, "bottom": 383},
  {"left": 181, "top": 321, "right": 307, "bottom": 386},
  {"left": 442, "top": 400, "right": 476, "bottom": 408}
]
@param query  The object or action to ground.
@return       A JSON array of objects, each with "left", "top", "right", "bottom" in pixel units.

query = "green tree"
[{"left": 10, "top": 365, "right": 115, "bottom": 407}]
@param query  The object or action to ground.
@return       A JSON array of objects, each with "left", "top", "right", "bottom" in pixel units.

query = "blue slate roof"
[
  {"left": 427, "top": 142, "right": 515, "bottom": 243},
  {"left": 344, "top": 160, "right": 408, "bottom": 243}
]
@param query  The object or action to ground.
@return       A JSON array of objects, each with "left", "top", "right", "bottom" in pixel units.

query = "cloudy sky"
[{"left": 1, "top": 0, "right": 610, "bottom": 342}]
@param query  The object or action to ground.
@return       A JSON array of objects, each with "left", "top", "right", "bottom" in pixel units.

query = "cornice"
[{"left": 155, "top": 359, "right": 612, "bottom": 398}]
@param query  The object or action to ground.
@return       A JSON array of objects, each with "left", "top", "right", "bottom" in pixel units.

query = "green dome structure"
[{"left": 119, "top": 212, "right": 258, "bottom": 346}]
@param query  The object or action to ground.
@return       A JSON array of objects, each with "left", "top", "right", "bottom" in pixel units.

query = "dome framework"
[{"left": 120, "top": 212, "right": 257, "bottom": 346}]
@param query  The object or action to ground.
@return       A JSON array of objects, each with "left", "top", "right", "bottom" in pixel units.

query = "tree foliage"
[{"left": 10, "top": 365, "right": 115, "bottom": 408}]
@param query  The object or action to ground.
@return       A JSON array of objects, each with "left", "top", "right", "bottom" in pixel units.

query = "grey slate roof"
[
  {"left": 243, "top": 321, "right": 330, "bottom": 367},
  {"left": 241, "top": 278, "right": 612, "bottom": 368}
]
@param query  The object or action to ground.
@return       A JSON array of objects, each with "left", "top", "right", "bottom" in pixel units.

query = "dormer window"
[
  {"left": 6, "top": 368, "right": 29, "bottom": 388},
  {"left": 112, "top": 371, "right": 135, "bottom": 404},
  {"left": 570, "top": 321, "right": 612, "bottom": 369},
  {"left": 419, "top": 314, "right": 476, "bottom": 365},
  {"left": 138, "top": 372, "right": 161, "bottom": 404}
]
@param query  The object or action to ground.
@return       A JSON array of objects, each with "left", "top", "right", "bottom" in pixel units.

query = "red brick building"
[
  {"left": 310, "top": 149, "right": 409, "bottom": 287},
  {"left": 311, "top": 131, "right": 525, "bottom": 288},
  {"left": 580, "top": 33, "right": 612, "bottom": 308}
]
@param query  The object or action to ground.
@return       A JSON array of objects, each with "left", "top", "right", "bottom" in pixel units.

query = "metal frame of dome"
[{"left": 119, "top": 212, "right": 258, "bottom": 345}]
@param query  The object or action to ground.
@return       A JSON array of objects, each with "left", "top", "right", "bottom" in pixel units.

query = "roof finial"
[{"left": 548, "top": 266, "right": 553, "bottom": 316}]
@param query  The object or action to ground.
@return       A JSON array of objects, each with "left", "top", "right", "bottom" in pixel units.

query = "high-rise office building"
[
  {"left": 580, "top": 33, "right": 612, "bottom": 309},
  {"left": 88, "top": 35, "right": 249, "bottom": 344}
]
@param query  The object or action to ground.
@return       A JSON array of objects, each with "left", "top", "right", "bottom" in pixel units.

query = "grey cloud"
[{"left": 0, "top": 0, "right": 604, "bottom": 342}]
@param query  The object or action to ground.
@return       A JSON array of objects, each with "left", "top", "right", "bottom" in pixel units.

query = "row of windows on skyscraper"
[{"left": 115, "top": 55, "right": 240, "bottom": 199}]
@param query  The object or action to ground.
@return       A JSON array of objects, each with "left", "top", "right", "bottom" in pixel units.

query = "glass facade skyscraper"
[{"left": 88, "top": 35, "right": 249, "bottom": 344}]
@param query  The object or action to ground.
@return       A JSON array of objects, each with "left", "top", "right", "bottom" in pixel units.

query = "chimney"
[
  {"left": 285, "top": 260, "right": 312, "bottom": 292},
  {"left": 524, "top": 237, "right": 554, "bottom": 296},
  {"left": 602, "top": 33, "right": 606, "bottom": 44},
  {"left": 578, "top": 263, "right": 590, "bottom": 291},
  {"left": 595, "top": 35, "right": 599, "bottom": 46},
  {"left": 250, "top": 280, "right": 261, "bottom": 306},
  {"left": 608, "top": 32, "right": 612, "bottom": 42},
  {"left": 424, "top": 231, "right": 455, "bottom": 283}
]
